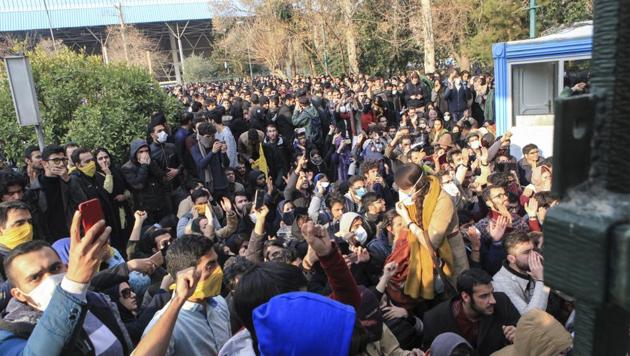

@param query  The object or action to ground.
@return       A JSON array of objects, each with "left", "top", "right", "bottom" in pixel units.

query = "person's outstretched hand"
[{"left": 66, "top": 211, "right": 111, "bottom": 284}]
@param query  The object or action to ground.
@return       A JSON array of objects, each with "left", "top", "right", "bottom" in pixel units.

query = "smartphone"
[
  {"left": 78, "top": 199, "right": 104, "bottom": 235},
  {"left": 254, "top": 189, "right": 265, "bottom": 209}
]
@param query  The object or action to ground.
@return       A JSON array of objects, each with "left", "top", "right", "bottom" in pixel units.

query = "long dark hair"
[
  {"left": 93, "top": 147, "right": 115, "bottom": 173},
  {"left": 394, "top": 163, "right": 430, "bottom": 229}
]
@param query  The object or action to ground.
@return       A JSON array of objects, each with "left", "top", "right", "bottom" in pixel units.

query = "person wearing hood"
[
  {"left": 122, "top": 139, "right": 170, "bottom": 224},
  {"left": 491, "top": 309, "right": 572, "bottom": 356},
  {"left": 104, "top": 280, "right": 168, "bottom": 345},
  {"left": 191, "top": 122, "right": 230, "bottom": 195},
  {"left": 149, "top": 121, "right": 183, "bottom": 195}
]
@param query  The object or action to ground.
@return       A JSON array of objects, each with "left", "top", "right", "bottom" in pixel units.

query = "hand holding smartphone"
[{"left": 78, "top": 199, "right": 105, "bottom": 237}]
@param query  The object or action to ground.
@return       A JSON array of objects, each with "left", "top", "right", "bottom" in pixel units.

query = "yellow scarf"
[
  {"left": 0, "top": 223, "right": 33, "bottom": 250},
  {"left": 169, "top": 267, "right": 224, "bottom": 301},
  {"left": 403, "top": 175, "right": 455, "bottom": 300}
]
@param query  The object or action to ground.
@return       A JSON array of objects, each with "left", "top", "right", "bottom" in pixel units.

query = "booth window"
[{"left": 512, "top": 62, "right": 558, "bottom": 126}]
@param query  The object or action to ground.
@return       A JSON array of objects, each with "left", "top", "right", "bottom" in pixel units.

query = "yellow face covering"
[
  {"left": 1, "top": 223, "right": 33, "bottom": 250},
  {"left": 189, "top": 266, "right": 223, "bottom": 300},
  {"left": 194, "top": 204, "right": 207, "bottom": 215},
  {"left": 79, "top": 161, "right": 96, "bottom": 177}
]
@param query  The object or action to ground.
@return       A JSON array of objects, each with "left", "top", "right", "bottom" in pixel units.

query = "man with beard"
[
  {"left": 492, "top": 232, "right": 547, "bottom": 315},
  {"left": 422, "top": 268, "right": 520, "bottom": 355},
  {"left": 472, "top": 185, "right": 530, "bottom": 275}
]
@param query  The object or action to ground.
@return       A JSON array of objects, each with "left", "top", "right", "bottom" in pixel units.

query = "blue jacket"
[{"left": 0, "top": 285, "right": 132, "bottom": 356}]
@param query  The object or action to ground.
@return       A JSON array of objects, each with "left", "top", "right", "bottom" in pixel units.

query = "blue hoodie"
[{"left": 253, "top": 292, "right": 356, "bottom": 356}]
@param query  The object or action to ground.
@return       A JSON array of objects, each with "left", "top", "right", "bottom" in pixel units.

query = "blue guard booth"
[{"left": 492, "top": 21, "right": 592, "bottom": 159}]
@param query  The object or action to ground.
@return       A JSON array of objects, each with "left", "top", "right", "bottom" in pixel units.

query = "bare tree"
[{"left": 105, "top": 25, "right": 168, "bottom": 73}]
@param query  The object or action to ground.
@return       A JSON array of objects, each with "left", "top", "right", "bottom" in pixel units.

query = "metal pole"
[
  {"left": 177, "top": 24, "right": 185, "bottom": 72},
  {"left": 529, "top": 0, "right": 536, "bottom": 38},
  {"left": 34, "top": 125, "right": 45, "bottom": 151},
  {"left": 42, "top": 0, "right": 57, "bottom": 51},
  {"left": 168, "top": 28, "right": 182, "bottom": 84}
]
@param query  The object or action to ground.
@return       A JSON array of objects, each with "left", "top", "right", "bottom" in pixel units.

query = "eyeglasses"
[
  {"left": 46, "top": 157, "right": 68, "bottom": 165},
  {"left": 120, "top": 288, "right": 133, "bottom": 299}
]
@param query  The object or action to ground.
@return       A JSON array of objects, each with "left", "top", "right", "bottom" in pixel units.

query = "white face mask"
[
  {"left": 444, "top": 115, "right": 451, "bottom": 122},
  {"left": 470, "top": 140, "right": 481, "bottom": 150},
  {"left": 157, "top": 131, "right": 168, "bottom": 143},
  {"left": 392, "top": 90, "right": 398, "bottom": 95},
  {"left": 25, "top": 272, "right": 65, "bottom": 311},
  {"left": 353, "top": 227, "right": 368, "bottom": 245},
  {"left": 320, "top": 182, "right": 330, "bottom": 189},
  {"left": 249, "top": 212, "right": 257, "bottom": 224},
  {"left": 398, "top": 191, "right": 415, "bottom": 206}
]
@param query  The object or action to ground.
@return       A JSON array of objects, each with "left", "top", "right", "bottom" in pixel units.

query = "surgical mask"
[
  {"left": 355, "top": 187, "right": 367, "bottom": 198},
  {"left": 189, "top": 267, "right": 223, "bottom": 300},
  {"left": 320, "top": 182, "right": 330, "bottom": 189},
  {"left": 398, "top": 191, "right": 415, "bottom": 206},
  {"left": 157, "top": 131, "right": 168, "bottom": 143},
  {"left": 353, "top": 227, "right": 368, "bottom": 245},
  {"left": 78, "top": 160, "right": 96, "bottom": 178},
  {"left": 0, "top": 222, "right": 33, "bottom": 249},
  {"left": 444, "top": 115, "right": 451, "bottom": 122},
  {"left": 454, "top": 79, "right": 461, "bottom": 86},
  {"left": 443, "top": 182, "right": 460, "bottom": 197},
  {"left": 470, "top": 140, "right": 481, "bottom": 150},
  {"left": 392, "top": 90, "right": 398, "bottom": 95},
  {"left": 25, "top": 272, "right": 65, "bottom": 311},
  {"left": 249, "top": 212, "right": 257, "bottom": 224}
]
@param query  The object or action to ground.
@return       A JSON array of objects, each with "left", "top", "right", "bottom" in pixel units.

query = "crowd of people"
[{"left": 0, "top": 69, "right": 574, "bottom": 356}]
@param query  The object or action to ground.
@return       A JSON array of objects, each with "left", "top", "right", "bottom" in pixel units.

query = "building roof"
[
  {"left": 507, "top": 21, "right": 593, "bottom": 45},
  {"left": 0, "top": 0, "right": 214, "bottom": 32}
]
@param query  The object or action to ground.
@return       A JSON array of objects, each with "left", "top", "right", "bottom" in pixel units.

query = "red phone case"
[{"left": 78, "top": 199, "right": 104, "bottom": 233}]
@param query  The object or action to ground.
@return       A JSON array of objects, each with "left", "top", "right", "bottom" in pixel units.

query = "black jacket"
[
  {"left": 403, "top": 82, "right": 430, "bottom": 108},
  {"left": 121, "top": 140, "right": 168, "bottom": 214},
  {"left": 422, "top": 292, "right": 520, "bottom": 356},
  {"left": 27, "top": 174, "right": 87, "bottom": 243}
]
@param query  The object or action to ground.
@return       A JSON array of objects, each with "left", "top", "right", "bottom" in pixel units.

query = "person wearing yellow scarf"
[
  {"left": 0, "top": 201, "right": 33, "bottom": 250},
  {"left": 391, "top": 163, "right": 469, "bottom": 302}
]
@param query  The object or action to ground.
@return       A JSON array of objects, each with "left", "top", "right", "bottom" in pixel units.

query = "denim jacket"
[{"left": 0, "top": 285, "right": 132, "bottom": 356}]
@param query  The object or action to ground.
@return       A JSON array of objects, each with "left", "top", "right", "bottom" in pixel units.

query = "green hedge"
[{"left": 0, "top": 46, "right": 182, "bottom": 165}]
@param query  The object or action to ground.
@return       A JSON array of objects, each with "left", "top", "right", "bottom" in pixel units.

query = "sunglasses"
[{"left": 120, "top": 288, "right": 133, "bottom": 299}]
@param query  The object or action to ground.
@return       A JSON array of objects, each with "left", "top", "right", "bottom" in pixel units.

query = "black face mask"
[
  {"left": 282, "top": 211, "right": 295, "bottom": 225},
  {"left": 362, "top": 104, "right": 372, "bottom": 113}
]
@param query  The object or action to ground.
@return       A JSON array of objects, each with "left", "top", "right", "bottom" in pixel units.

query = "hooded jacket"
[
  {"left": 491, "top": 309, "right": 572, "bottom": 356},
  {"left": 121, "top": 139, "right": 168, "bottom": 213}
]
